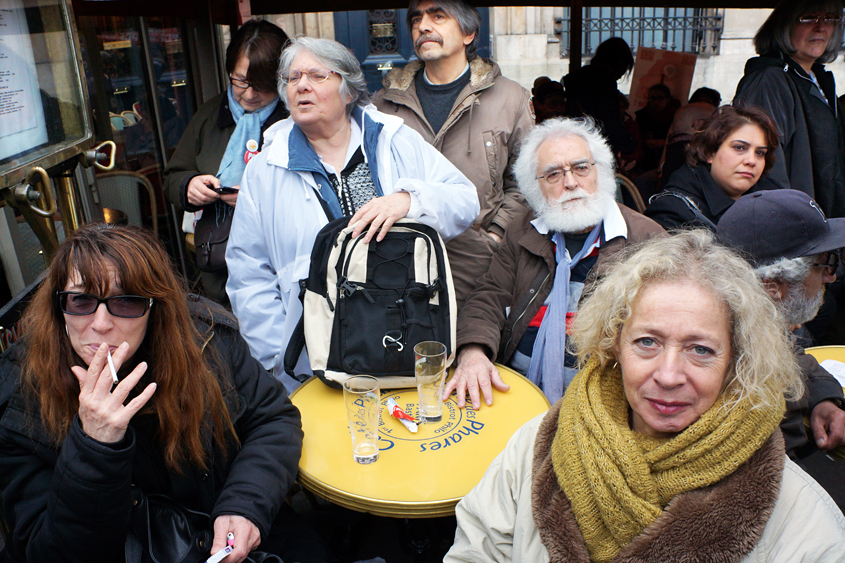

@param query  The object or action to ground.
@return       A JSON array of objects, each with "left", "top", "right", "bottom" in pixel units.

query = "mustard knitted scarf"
[{"left": 551, "top": 357, "right": 784, "bottom": 563}]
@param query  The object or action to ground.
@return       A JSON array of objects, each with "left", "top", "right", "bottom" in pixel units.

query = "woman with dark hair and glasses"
[
  {"left": 164, "top": 19, "right": 289, "bottom": 303},
  {"left": 734, "top": 0, "right": 845, "bottom": 219},
  {"left": 0, "top": 223, "right": 305, "bottom": 563},
  {"left": 645, "top": 105, "right": 780, "bottom": 231}
]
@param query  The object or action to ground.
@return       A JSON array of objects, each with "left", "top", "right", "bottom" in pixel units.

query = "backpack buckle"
[{"left": 382, "top": 331, "right": 404, "bottom": 352}]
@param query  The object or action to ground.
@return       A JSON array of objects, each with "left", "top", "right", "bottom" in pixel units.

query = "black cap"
[{"left": 717, "top": 190, "right": 845, "bottom": 266}]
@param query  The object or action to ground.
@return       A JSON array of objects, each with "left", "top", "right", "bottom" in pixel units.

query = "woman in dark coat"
[
  {"left": 164, "top": 20, "right": 289, "bottom": 303},
  {"left": 645, "top": 105, "right": 779, "bottom": 231},
  {"left": 734, "top": 0, "right": 845, "bottom": 218},
  {"left": 0, "top": 224, "right": 303, "bottom": 563}
]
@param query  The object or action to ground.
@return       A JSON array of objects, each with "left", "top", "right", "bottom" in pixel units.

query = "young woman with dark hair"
[{"left": 645, "top": 105, "right": 780, "bottom": 231}]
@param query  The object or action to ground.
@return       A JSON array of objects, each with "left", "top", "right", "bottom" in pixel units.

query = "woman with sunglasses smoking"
[
  {"left": 734, "top": 0, "right": 845, "bottom": 219},
  {"left": 0, "top": 223, "right": 305, "bottom": 563},
  {"left": 164, "top": 19, "right": 289, "bottom": 304}
]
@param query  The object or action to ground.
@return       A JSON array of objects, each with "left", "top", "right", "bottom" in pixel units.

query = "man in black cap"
[{"left": 718, "top": 189, "right": 845, "bottom": 512}]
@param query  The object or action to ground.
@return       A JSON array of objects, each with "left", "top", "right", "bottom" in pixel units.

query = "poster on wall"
[
  {"left": 628, "top": 47, "right": 698, "bottom": 112},
  {"left": 0, "top": 0, "right": 49, "bottom": 164}
]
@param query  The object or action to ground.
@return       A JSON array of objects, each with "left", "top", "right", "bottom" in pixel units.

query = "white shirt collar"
[
  {"left": 531, "top": 201, "right": 628, "bottom": 241},
  {"left": 423, "top": 63, "right": 470, "bottom": 86}
]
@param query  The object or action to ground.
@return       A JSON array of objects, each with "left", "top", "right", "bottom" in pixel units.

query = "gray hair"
[
  {"left": 406, "top": 0, "right": 482, "bottom": 61},
  {"left": 754, "top": 255, "right": 813, "bottom": 287},
  {"left": 278, "top": 36, "right": 370, "bottom": 116},
  {"left": 513, "top": 117, "right": 617, "bottom": 214},
  {"left": 572, "top": 229, "right": 804, "bottom": 411},
  {"left": 754, "top": 0, "right": 844, "bottom": 64}
]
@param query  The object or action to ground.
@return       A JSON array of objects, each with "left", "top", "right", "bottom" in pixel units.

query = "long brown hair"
[{"left": 22, "top": 223, "right": 236, "bottom": 471}]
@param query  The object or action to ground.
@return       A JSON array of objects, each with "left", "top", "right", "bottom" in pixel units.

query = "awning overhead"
[{"left": 251, "top": 0, "right": 777, "bottom": 13}]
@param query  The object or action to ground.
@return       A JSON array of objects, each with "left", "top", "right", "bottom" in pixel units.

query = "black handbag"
[
  {"left": 129, "top": 489, "right": 213, "bottom": 563},
  {"left": 194, "top": 202, "right": 234, "bottom": 274},
  {"left": 128, "top": 488, "right": 282, "bottom": 563}
]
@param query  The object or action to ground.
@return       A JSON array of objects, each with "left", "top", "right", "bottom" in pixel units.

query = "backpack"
[{"left": 284, "top": 217, "right": 456, "bottom": 388}]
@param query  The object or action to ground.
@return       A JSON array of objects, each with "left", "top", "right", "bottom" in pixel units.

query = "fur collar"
[
  {"left": 532, "top": 402, "right": 785, "bottom": 562},
  {"left": 382, "top": 57, "right": 497, "bottom": 92}
]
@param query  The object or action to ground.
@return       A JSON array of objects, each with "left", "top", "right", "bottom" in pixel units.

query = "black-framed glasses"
[
  {"left": 536, "top": 162, "right": 596, "bottom": 184},
  {"left": 57, "top": 292, "right": 153, "bottom": 318},
  {"left": 797, "top": 14, "right": 841, "bottom": 25},
  {"left": 280, "top": 68, "right": 337, "bottom": 86},
  {"left": 229, "top": 75, "right": 272, "bottom": 93},
  {"left": 812, "top": 250, "right": 840, "bottom": 276}
]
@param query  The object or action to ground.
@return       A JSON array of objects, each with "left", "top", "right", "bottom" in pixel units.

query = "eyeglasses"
[
  {"left": 812, "top": 250, "right": 840, "bottom": 276},
  {"left": 280, "top": 68, "right": 337, "bottom": 86},
  {"left": 536, "top": 162, "right": 596, "bottom": 184},
  {"left": 229, "top": 75, "right": 272, "bottom": 93},
  {"left": 797, "top": 14, "right": 841, "bottom": 25},
  {"left": 57, "top": 292, "right": 153, "bottom": 318}
]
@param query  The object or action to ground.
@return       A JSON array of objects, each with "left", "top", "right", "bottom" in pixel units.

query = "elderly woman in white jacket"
[
  {"left": 446, "top": 230, "right": 845, "bottom": 563},
  {"left": 226, "top": 37, "right": 479, "bottom": 389}
]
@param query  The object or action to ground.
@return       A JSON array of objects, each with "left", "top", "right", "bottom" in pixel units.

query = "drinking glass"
[
  {"left": 343, "top": 376, "right": 380, "bottom": 464},
  {"left": 414, "top": 341, "right": 447, "bottom": 423}
]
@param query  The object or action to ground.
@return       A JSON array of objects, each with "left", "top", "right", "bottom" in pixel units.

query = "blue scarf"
[
  {"left": 527, "top": 223, "right": 603, "bottom": 403},
  {"left": 216, "top": 86, "right": 279, "bottom": 187}
]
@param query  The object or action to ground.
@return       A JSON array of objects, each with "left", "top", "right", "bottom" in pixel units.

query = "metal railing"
[{"left": 555, "top": 7, "right": 723, "bottom": 58}]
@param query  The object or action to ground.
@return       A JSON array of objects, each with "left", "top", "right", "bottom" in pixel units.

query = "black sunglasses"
[
  {"left": 812, "top": 250, "right": 840, "bottom": 276},
  {"left": 57, "top": 291, "right": 153, "bottom": 318}
]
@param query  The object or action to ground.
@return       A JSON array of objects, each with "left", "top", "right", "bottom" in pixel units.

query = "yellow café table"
[
  {"left": 804, "top": 346, "right": 845, "bottom": 463},
  {"left": 290, "top": 364, "right": 550, "bottom": 518}
]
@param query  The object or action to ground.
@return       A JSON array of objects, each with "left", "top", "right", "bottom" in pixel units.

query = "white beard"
[{"left": 537, "top": 187, "right": 615, "bottom": 233}]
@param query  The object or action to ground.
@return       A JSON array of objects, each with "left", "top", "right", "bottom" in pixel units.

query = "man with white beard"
[
  {"left": 447, "top": 117, "right": 664, "bottom": 408},
  {"left": 718, "top": 190, "right": 845, "bottom": 511}
]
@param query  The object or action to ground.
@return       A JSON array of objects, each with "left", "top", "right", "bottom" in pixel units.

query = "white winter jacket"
[
  {"left": 446, "top": 409, "right": 845, "bottom": 563},
  {"left": 226, "top": 105, "right": 479, "bottom": 388}
]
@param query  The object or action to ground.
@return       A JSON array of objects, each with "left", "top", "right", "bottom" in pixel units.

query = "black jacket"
[
  {"left": 163, "top": 92, "right": 289, "bottom": 213},
  {"left": 734, "top": 52, "right": 845, "bottom": 218},
  {"left": 0, "top": 297, "right": 303, "bottom": 563},
  {"left": 784, "top": 345, "right": 845, "bottom": 457},
  {"left": 645, "top": 164, "right": 741, "bottom": 231}
]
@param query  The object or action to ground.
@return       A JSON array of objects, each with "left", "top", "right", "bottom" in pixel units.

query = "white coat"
[
  {"left": 446, "top": 412, "right": 845, "bottom": 563},
  {"left": 226, "top": 105, "right": 479, "bottom": 389}
]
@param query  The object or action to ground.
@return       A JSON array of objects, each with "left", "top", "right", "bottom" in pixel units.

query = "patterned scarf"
[{"left": 551, "top": 357, "right": 784, "bottom": 562}]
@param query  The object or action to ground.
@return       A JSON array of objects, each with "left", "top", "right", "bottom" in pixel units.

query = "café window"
[{"left": 0, "top": 0, "right": 90, "bottom": 185}]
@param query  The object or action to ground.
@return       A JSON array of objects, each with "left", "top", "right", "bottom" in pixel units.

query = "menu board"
[{"left": 0, "top": 1, "right": 48, "bottom": 163}]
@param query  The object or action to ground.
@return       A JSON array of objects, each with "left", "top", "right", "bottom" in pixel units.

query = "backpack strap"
[
  {"left": 283, "top": 279, "right": 310, "bottom": 382},
  {"left": 648, "top": 191, "right": 717, "bottom": 231}
]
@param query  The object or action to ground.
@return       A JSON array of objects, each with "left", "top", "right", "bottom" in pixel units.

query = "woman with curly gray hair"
[
  {"left": 734, "top": 0, "right": 845, "bottom": 218},
  {"left": 446, "top": 230, "right": 845, "bottom": 563},
  {"left": 226, "top": 37, "right": 478, "bottom": 389}
]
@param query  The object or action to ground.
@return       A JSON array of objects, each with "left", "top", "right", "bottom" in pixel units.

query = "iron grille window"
[
  {"left": 555, "top": 7, "right": 723, "bottom": 58},
  {"left": 368, "top": 10, "right": 399, "bottom": 55}
]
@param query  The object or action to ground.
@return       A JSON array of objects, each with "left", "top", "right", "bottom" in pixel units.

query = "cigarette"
[
  {"left": 205, "top": 546, "right": 233, "bottom": 563},
  {"left": 386, "top": 397, "right": 418, "bottom": 433},
  {"left": 106, "top": 349, "right": 118, "bottom": 385}
]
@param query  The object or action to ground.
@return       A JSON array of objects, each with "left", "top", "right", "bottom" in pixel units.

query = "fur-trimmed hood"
[
  {"left": 531, "top": 402, "right": 784, "bottom": 563},
  {"left": 381, "top": 57, "right": 500, "bottom": 93}
]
